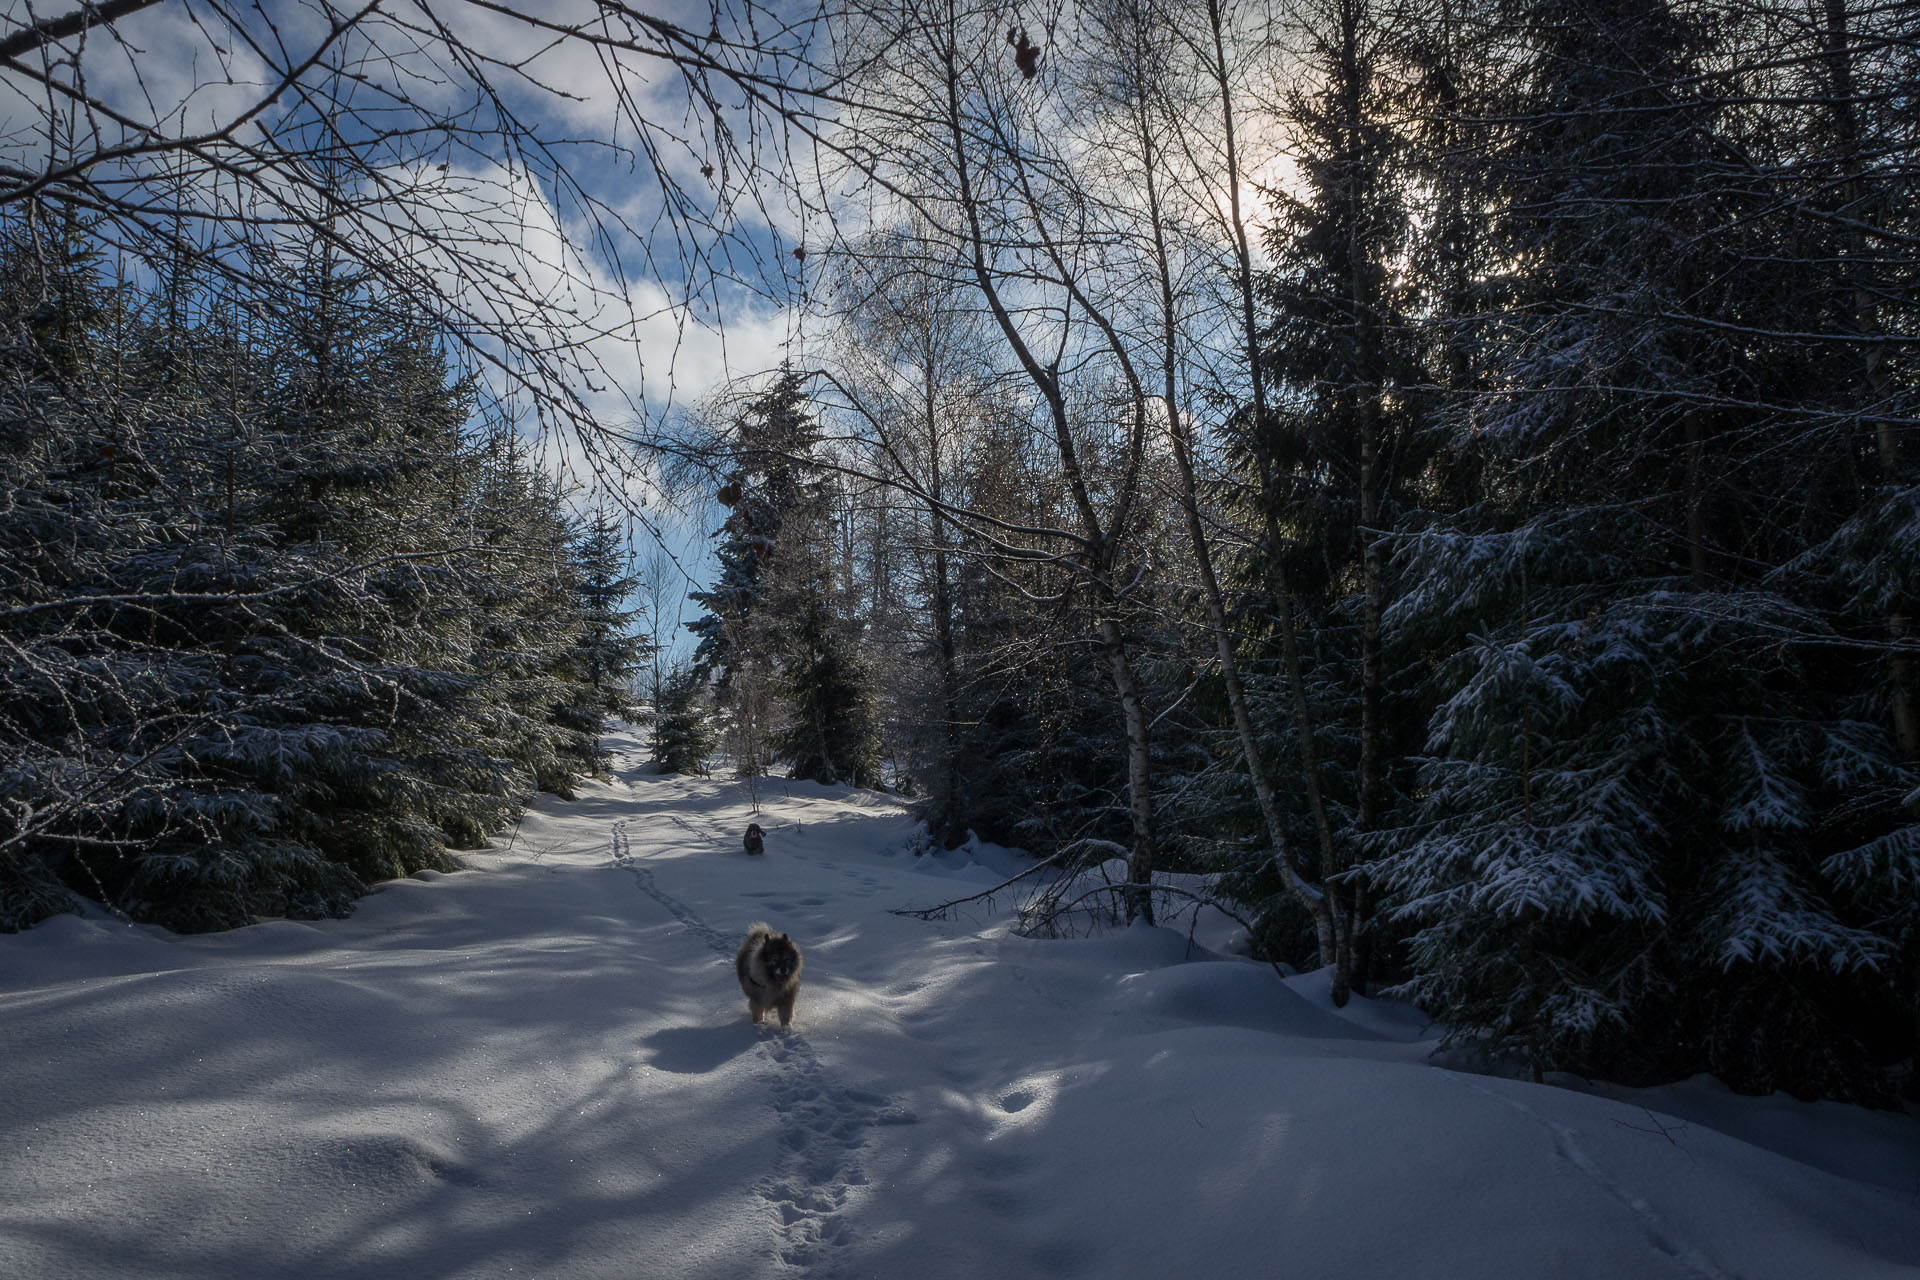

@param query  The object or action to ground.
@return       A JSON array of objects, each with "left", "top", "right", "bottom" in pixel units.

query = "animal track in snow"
[
  {"left": 610, "top": 820, "right": 733, "bottom": 955},
  {"left": 759, "top": 1024, "right": 916, "bottom": 1273},
  {"left": 610, "top": 818, "right": 916, "bottom": 1275},
  {"left": 1454, "top": 1077, "right": 1732, "bottom": 1280}
]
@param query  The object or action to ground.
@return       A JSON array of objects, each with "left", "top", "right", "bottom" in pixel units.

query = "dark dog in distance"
[
  {"left": 743, "top": 823, "right": 765, "bottom": 855},
  {"left": 735, "top": 923, "right": 803, "bottom": 1028}
]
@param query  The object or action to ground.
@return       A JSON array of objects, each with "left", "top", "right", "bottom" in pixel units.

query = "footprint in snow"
[
  {"left": 760, "top": 1031, "right": 917, "bottom": 1274},
  {"left": 611, "top": 822, "right": 733, "bottom": 955},
  {"left": 610, "top": 819, "right": 916, "bottom": 1275}
]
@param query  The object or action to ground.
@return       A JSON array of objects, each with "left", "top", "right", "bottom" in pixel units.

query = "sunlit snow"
[{"left": 3, "top": 726, "right": 1917, "bottom": 1278}]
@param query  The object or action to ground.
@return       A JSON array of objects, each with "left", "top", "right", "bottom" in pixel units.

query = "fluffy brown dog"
[
  {"left": 743, "top": 823, "right": 765, "bottom": 855},
  {"left": 735, "top": 923, "right": 803, "bottom": 1027}
]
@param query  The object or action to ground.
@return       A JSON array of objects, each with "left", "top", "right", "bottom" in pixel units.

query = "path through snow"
[
  {"left": 609, "top": 809, "right": 912, "bottom": 1275},
  {"left": 3, "top": 724, "right": 1918, "bottom": 1278}
]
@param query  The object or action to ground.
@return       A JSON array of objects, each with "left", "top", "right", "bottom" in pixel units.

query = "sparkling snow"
[{"left": 3, "top": 726, "right": 1917, "bottom": 1278}]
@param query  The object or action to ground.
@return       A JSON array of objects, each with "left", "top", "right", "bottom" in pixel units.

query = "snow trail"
[
  {"left": 611, "top": 813, "right": 915, "bottom": 1275},
  {"left": 1454, "top": 1075, "right": 1737, "bottom": 1280},
  {"left": 611, "top": 818, "right": 734, "bottom": 955},
  {"left": 3, "top": 727, "right": 1917, "bottom": 1280}
]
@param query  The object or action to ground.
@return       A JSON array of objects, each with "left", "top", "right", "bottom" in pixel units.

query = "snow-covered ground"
[{"left": 4, "top": 725, "right": 1918, "bottom": 1279}]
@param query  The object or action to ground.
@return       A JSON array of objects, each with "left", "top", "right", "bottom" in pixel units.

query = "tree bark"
[
  {"left": 922, "top": 365, "right": 969, "bottom": 846},
  {"left": 937, "top": 6, "right": 1160, "bottom": 915},
  {"left": 0, "top": 0, "right": 165, "bottom": 63},
  {"left": 1201, "top": 0, "right": 1343, "bottom": 979},
  {"left": 1821, "top": 0, "right": 1915, "bottom": 754}
]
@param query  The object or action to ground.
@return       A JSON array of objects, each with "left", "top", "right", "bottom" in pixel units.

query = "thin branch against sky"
[{"left": 0, "top": 0, "right": 841, "bottom": 451}]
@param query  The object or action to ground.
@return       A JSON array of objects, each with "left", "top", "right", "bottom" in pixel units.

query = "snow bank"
[{"left": 3, "top": 726, "right": 1916, "bottom": 1278}]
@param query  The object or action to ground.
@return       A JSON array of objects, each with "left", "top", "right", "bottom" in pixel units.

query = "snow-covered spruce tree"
[
  {"left": 155, "top": 293, "right": 602, "bottom": 907},
  {"left": 0, "top": 204, "right": 616, "bottom": 932},
  {"left": 562, "top": 506, "right": 652, "bottom": 751},
  {"left": 0, "top": 205, "right": 111, "bottom": 926},
  {"left": 0, "top": 202, "right": 309, "bottom": 931},
  {"left": 1204, "top": 0, "right": 1427, "bottom": 981},
  {"left": 1365, "top": 0, "right": 1920, "bottom": 1098},
  {"left": 772, "top": 584, "right": 884, "bottom": 789},
  {"left": 1757, "top": 0, "right": 1919, "bottom": 754},
  {"left": 687, "top": 370, "right": 819, "bottom": 689},
  {"left": 650, "top": 661, "right": 716, "bottom": 775},
  {"left": 216, "top": 239, "right": 525, "bottom": 887},
  {"left": 689, "top": 371, "right": 883, "bottom": 785},
  {"left": 458, "top": 427, "right": 601, "bottom": 800},
  {"left": 1380, "top": 522, "right": 1917, "bottom": 1095},
  {"left": 0, "top": 211, "right": 379, "bottom": 929},
  {"left": 763, "top": 452, "right": 883, "bottom": 787}
]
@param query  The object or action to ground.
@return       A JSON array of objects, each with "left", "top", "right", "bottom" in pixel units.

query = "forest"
[{"left": 0, "top": 0, "right": 1915, "bottom": 1105}]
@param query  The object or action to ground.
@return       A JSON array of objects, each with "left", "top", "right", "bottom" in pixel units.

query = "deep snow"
[{"left": 3, "top": 726, "right": 1918, "bottom": 1278}]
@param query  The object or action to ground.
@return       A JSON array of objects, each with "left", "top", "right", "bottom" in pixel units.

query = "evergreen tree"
[
  {"left": 1219, "top": 0, "right": 1425, "bottom": 981},
  {"left": 687, "top": 371, "right": 883, "bottom": 786},
  {"left": 561, "top": 506, "right": 651, "bottom": 756},
  {"left": 459, "top": 429, "right": 600, "bottom": 799},
  {"left": 571, "top": 508, "right": 649, "bottom": 712},
  {"left": 650, "top": 662, "right": 717, "bottom": 775},
  {"left": 1365, "top": 0, "right": 1920, "bottom": 1097},
  {"left": 933, "top": 416, "right": 1135, "bottom": 863},
  {"left": 774, "top": 587, "right": 884, "bottom": 788},
  {"left": 687, "top": 370, "right": 826, "bottom": 688},
  {"left": 0, "top": 209, "right": 614, "bottom": 932}
]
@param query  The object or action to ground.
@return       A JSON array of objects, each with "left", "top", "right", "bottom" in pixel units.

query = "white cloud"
[{"left": 0, "top": 0, "right": 822, "bottom": 614}]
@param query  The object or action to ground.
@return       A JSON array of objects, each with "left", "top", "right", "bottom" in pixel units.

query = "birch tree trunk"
[{"left": 933, "top": 5, "right": 1162, "bottom": 920}]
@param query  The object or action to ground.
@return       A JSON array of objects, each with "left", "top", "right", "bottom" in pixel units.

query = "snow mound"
[
  {"left": 1115, "top": 960, "right": 1382, "bottom": 1039},
  {"left": 3, "top": 726, "right": 1915, "bottom": 1280}
]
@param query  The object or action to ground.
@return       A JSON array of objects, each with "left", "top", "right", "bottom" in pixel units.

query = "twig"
[
  {"left": 1610, "top": 1108, "right": 1694, "bottom": 1163},
  {"left": 1017, "top": 879, "right": 1259, "bottom": 942},
  {"left": 890, "top": 850, "right": 1066, "bottom": 920}
]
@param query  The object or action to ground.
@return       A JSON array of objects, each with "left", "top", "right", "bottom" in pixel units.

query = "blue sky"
[{"left": 0, "top": 0, "right": 831, "bottom": 662}]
